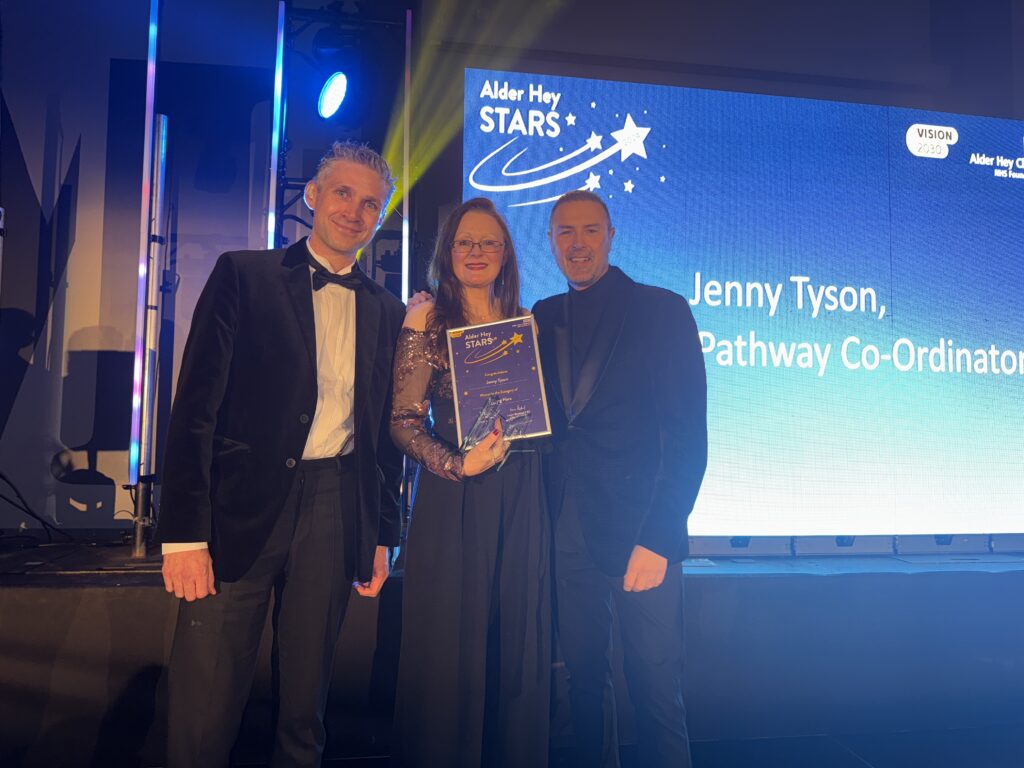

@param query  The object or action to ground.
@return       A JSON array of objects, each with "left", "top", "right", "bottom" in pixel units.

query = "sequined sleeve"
[{"left": 390, "top": 328, "right": 464, "bottom": 480}]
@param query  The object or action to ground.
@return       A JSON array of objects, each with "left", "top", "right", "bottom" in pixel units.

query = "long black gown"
[{"left": 389, "top": 327, "right": 550, "bottom": 768}]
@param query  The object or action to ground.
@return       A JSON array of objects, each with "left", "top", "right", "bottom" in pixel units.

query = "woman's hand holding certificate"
[{"left": 461, "top": 418, "right": 510, "bottom": 476}]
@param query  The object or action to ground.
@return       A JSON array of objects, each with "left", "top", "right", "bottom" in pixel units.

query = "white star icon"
[
  {"left": 585, "top": 131, "right": 603, "bottom": 151},
  {"left": 590, "top": 101, "right": 596, "bottom": 108},
  {"left": 583, "top": 172, "right": 601, "bottom": 191},
  {"left": 566, "top": 113, "right": 576, "bottom": 126},
  {"left": 624, "top": 180, "right": 635, "bottom": 193},
  {"left": 610, "top": 114, "right": 651, "bottom": 161},
  {"left": 659, "top": 175, "right": 666, "bottom": 183}
]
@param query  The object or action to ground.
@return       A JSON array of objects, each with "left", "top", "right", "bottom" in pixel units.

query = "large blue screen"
[{"left": 462, "top": 68, "right": 1024, "bottom": 536}]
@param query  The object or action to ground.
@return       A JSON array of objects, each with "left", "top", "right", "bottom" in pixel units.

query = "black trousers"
[
  {"left": 166, "top": 455, "right": 357, "bottom": 768},
  {"left": 554, "top": 494, "right": 690, "bottom": 768}
]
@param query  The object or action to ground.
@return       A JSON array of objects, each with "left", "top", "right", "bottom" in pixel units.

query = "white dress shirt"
[
  {"left": 163, "top": 240, "right": 358, "bottom": 555},
  {"left": 302, "top": 242, "right": 358, "bottom": 459}
]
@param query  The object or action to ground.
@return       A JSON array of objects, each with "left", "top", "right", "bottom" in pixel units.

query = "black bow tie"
[{"left": 308, "top": 255, "right": 364, "bottom": 291}]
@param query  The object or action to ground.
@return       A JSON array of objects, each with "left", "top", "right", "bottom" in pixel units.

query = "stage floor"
[
  {"left": 0, "top": 534, "right": 163, "bottom": 583},
  {"left": 4, "top": 534, "right": 1024, "bottom": 580},
  {"left": 2, "top": 534, "right": 1022, "bottom": 767}
]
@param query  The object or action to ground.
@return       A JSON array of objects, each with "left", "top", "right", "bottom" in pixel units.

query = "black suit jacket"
[
  {"left": 533, "top": 266, "right": 708, "bottom": 575},
  {"left": 156, "top": 239, "right": 405, "bottom": 583}
]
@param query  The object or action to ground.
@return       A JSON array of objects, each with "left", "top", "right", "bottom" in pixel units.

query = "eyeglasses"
[{"left": 451, "top": 238, "right": 504, "bottom": 255}]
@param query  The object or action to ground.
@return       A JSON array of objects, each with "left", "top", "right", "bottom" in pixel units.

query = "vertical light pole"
[
  {"left": 129, "top": 0, "right": 162, "bottom": 557},
  {"left": 267, "top": 0, "right": 287, "bottom": 249},
  {"left": 401, "top": 8, "right": 412, "bottom": 302}
]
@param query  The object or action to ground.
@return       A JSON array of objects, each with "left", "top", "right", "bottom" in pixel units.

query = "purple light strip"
[
  {"left": 267, "top": 0, "right": 286, "bottom": 249},
  {"left": 129, "top": 0, "right": 160, "bottom": 484}
]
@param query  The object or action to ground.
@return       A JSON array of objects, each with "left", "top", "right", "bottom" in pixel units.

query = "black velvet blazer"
[
  {"left": 533, "top": 266, "right": 708, "bottom": 575},
  {"left": 156, "top": 239, "right": 405, "bottom": 583}
]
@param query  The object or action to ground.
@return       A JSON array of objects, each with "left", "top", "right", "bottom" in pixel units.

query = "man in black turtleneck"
[{"left": 533, "top": 190, "right": 707, "bottom": 768}]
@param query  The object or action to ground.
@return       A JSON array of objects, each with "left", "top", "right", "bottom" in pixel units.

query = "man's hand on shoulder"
[
  {"left": 163, "top": 548, "right": 217, "bottom": 601},
  {"left": 406, "top": 290, "right": 433, "bottom": 310},
  {"left": 623, "top": 544, "right": 668, "bottom": 592},
  {"left": 403, "top": 293, "right": 434, "bottom": 331}
]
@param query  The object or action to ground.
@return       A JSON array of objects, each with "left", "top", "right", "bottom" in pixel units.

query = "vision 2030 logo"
[{"left": 905, "top": 123, "right": 959, "bottom": 159}]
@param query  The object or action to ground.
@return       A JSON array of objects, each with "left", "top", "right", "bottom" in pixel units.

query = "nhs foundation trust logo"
[
  {"left": 905, "top": 123, "right": 959, "bottom": 159},
  {"left": 466, "top": 73, "right": 661, "bottom": 209},
  {"left": 968, "top": 135, "right": 1024, "bottom": 179}
]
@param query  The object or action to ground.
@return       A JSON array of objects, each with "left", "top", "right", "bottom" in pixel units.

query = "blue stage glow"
[{"left": 318, "top": 72, "right": 348, "bottom": 118}]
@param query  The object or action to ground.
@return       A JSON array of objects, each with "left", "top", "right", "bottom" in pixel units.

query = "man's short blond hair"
[{"left": 314, "top": 141, "right": 396, "bottom": 201}]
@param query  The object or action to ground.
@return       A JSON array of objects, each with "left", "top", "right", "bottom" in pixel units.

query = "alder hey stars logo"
[{"left": 468, "top": 74, "right": 663, "bottom": 209}]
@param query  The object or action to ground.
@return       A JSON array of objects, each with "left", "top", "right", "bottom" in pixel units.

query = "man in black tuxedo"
[
  {"left": 156, "top": 141, "right": 405, "bottom": 767},
  {"left": 532, "top": 191, "right": 707, "bottom": 767}
]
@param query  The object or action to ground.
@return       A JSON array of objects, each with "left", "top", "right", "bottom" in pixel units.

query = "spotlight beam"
[{"left": 380, "top": 0, "right": 565, "bottom": 219}]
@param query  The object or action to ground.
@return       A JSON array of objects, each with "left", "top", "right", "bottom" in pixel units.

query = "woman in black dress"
[{"left": 390, "top": 198, "right": 550, "bottom": 767}]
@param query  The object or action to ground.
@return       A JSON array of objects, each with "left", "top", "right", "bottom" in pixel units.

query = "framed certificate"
[{"left": 446, "top": 315, "right": 552, "bottom": 447}]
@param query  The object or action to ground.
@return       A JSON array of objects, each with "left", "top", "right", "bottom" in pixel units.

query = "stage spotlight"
[{"left": 318, "top": 72, "right": 348, "bottom": 118}]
